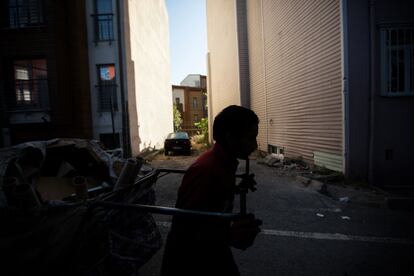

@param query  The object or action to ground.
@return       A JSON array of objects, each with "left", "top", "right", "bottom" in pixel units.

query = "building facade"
[
  {"left": 85, "top": 0, "right": 124, "bottom": 150},
  {"left": 206, "top": 0, "right": 414, "bottom": 187},
  {"left": 0, "top": 0, "right": 93, "bottom": 146},
  {"left": 172, "top": 75, "right": 207, "bottom": 134},
  {"left": 0, "top": 0, "right": 173, "bottom": 156}
]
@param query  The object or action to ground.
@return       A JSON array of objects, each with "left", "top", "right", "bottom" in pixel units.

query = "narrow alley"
[{"left": 140, "top": 154, "right": 414, "bottom": 276}]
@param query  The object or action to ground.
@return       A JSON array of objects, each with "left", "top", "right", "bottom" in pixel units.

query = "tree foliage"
[
  {"left": 173, "top": 104, "right": 182, "bottom": 131},
  {"left": 194, "top": 117, "right": 209, "bottom": 143}
]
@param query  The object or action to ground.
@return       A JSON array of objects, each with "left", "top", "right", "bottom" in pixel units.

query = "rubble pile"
[
  {"left": 0, "top": 139, "right": 162, "bottom": 275},
  {"left": 257, "top": 153, "right": 344, "bottom": 192},
  {"left": 258, "top": 154, "right": 311, "bottom": 173}
]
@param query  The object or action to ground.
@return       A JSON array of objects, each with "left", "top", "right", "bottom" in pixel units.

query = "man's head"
[{"left": 213, "top": 105, "right": 259, "bottom": 159}]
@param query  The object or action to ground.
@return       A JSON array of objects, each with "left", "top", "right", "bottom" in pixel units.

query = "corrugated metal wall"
[
  {"left": 248, "top": 0, "right": 343, "bottom": 170},
  {"left": 246, "top": 0, "right": 267, "bottom": 150}
]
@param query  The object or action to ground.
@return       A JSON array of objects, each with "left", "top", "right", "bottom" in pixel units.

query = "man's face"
[{"left": 226, "top": 124, "right": 258, "bottom": 159}]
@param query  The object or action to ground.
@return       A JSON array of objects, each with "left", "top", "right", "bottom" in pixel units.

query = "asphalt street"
[{"left": 140, "top": 154, "right": 414, "bottom": 276}]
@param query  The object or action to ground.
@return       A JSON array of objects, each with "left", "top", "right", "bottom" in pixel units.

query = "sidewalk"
[{"left": 256, "top": 153, "right": 413, "bottom": 212}]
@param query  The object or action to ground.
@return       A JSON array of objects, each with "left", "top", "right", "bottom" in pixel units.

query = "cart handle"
[
  {"left": 89, "top": 201, "right": 241, "bottom": 220},
  {"left": 157, "top": 168, "right": 248, "bottom": 179}
]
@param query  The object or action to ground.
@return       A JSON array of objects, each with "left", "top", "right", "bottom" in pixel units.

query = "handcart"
[{"left": 0, "top": 140, "right": 257, "bottom": 275}]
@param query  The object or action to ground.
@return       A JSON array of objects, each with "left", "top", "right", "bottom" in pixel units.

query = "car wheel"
[{"left": 164, "top": 150, "right": 169, "bottom": 156}]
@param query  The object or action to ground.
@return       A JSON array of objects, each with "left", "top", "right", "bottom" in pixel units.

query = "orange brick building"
[{"left": 172, "top": 75, "right": 207, "bottom": 135}]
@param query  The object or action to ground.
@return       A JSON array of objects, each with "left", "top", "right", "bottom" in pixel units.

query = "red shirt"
[
  {"left": 161, "top": 143, "right": 240, "bottom": 276},
  {"left": 176, "top": 142, "right": 238, "bottom": 212}
]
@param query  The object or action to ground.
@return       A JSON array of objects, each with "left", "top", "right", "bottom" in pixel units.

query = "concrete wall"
[
  {"left": 371, "top": 0, "right": 414, "bottom": 186},
  {"left": 85, "top": 0, "right": 123, "bottom": 145},
  {"left": 346, "top": 0, "right": 371, "bottom": 180},
  {"left": 206, "top": 0, "right": 241, "bottom": 130},
  {"left": 347, "top": 0, "right": 414, "bottom": 186},
  {"left": 127, "top": 0, "right": 173, "bottom": 153}
]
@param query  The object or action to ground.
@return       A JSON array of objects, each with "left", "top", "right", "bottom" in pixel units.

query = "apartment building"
[
  {"left": 172, "top": 74, "right": 207, "bottom": 134},
  {"left": 206, "top": 0, "right": 414, "bottom": 187},
  {"left": 0, "top": 0, "right": 93, "bottom": 146},
  {"left": 0, "top": 0, "right": 173, "bottom": 156}
]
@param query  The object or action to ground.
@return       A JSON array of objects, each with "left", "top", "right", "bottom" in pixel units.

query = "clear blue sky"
[{"left": 166, "top": 0, "right": 207, "bottom": 85}]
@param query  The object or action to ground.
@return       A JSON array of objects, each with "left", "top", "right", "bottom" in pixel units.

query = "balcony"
[
  {"left": 8, "top": 0, "right": 44, "bottom": 29},
  {"left": 3, "top": 79, "right": 49, "bottom": 112},
  {"left": 1, "top": 79, "right": 50, "bottom": 124},
  {"left": 97, "top": 83, "right": 118, "bottom": 112},
  {"left": 92, "top": 13, "right": 114, "bottom": 42}
]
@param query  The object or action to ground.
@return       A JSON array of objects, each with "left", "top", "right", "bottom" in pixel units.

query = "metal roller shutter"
[
  {"left": 250, "top": 0, "right": 343, "bottom": 170},
  {"left": 247, "top": 0, "right": 267, "bottom": 151}
]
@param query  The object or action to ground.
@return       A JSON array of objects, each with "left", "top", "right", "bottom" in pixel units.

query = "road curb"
[{"left": 297, "top": 176, "right": 388, "bottom": 209}]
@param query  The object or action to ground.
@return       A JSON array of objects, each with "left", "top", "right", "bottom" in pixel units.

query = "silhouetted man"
[{"left": 161, "top": 105, "right": 261, "bottom": 276}]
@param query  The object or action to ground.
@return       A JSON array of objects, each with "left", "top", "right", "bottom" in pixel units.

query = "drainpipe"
[
  {"left": 368, "top": 0, "right": 376, "bottom": 184},
  {"left": 116, "top": 0, "right": 131, "bottom": 157},
  {"left": 206, "top": 52, "right": 214, "bottom": 144},
  {"left": 110, "top": 92, "right": 116, "bottom": 147}
]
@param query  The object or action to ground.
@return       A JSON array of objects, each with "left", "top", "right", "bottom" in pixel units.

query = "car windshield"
[{"left": 167, "top": 132, "right": 189, "bottom": 139}]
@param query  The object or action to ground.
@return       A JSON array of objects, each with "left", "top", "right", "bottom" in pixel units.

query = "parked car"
[{"left": 164, "top": 132, "right": 192, "bottom": 156}]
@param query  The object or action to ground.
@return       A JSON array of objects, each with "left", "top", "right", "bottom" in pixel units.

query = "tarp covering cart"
[{"left": 0, "top": 139, "right": 256, "bottom": 275}]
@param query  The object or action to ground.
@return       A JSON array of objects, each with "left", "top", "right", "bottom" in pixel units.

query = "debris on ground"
[
  {"left": 284, "top": 163, "right": 297, "bottom": 170},
  {"left": 339, "top": 196, "right": 350, "bottom": 203},
  {"left": 296, "top": 175, "right": 311, "bottom": 186},
  {"left": 257, "top": 153, "right": 284, "bottom": 166},
  {"left": 258, "top": 153, "right": 387, "bottom": 208},
  {"left": 258, "top": 154, "right": 311, "bottom": 175},
  {"left": 316, "top": 213, "right": 325, "bottom": 218},
  {"left": 137, "top": 147, "right": 161, "bottom": 161},
  {"left": 341, "top": 216, "right": 351, "bottom": 220},
  {"left": 0, "top": 139, "right": 162, "bottom": 275}
]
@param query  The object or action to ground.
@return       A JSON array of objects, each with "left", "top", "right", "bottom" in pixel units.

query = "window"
[
  {"left": 202, "top": 96, "right": 207, "bottom": 112},
  {"left": 12, "top": 59, "right": 49, "bottom": 110},
  {"left": 8, "top": 0, "right": 43, "bottom": 28},
  {"left": 381, "top": 27, "right": 414, "bottom": 96},
  {"left": 268, "top": 144, "right": 284, "bottom": 155},
  {"left": 193, "top": 114, "right": 199, "bottom": 123},
  {"left": 201, "top": 77, "right": 207, "bottom": 89},
  {"left": 167, "top": 132, "right": 189, "bottom": 139},
  {"left": 175, "top": 97, "right": 183, "bottom": 112},
  {"left": 93, "top": 0, "right": 114, "bottom": 41},
  {"left": 192, "top": 97, "right": 198, "bottom": 109},
  {"left": 97, "top": 64, "right": 117, "bottom": 111}
]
